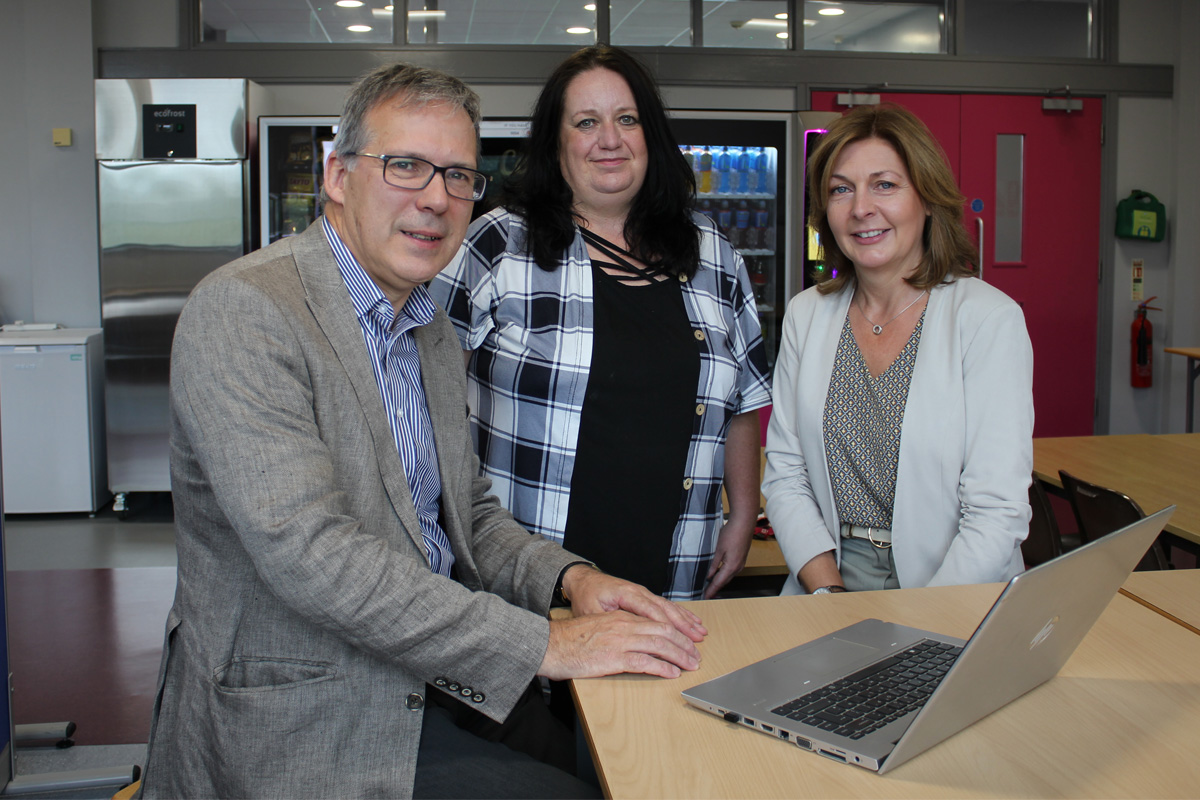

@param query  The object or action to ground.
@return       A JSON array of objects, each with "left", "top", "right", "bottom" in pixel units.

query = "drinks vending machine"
[{"left": 669, "top": 112, "right": 791, "bottom": 369}]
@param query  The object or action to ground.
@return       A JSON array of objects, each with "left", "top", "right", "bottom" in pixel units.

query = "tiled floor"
[
  {"left": 3, "top": 493, "right": 178, "bottom": 750},
  {"left": 4, "top": 493, "right": 177, "bottom": 572}
]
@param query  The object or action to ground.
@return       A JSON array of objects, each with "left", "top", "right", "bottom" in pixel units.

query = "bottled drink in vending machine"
[
  {"left": 680, "top": 145, "right": 694, "bottom": 172},
  {"left": 716, "top": 146, "right": 732, "bottom": 194},
  {"left": 736, "top": 147, "right": 752, "bottom": 194},
  {"left": 716, "top": 200, "right": 733, "bottom": 240},
  {"left": 698, "top": 198, "right": 716, "bottom": 223},
  {"left": 734, "top": 200, "right": 751, "bottom": 249},
  {"left": 746, "top": 255, "right": 769, "bottom": 292},
  {"left": 699, "top": 146, "right": 714, "bottom": 194},
  {"left": 744, "top": 145, "right": 763, "bottom": 194},
  {"left": 754, "top": 200, "right": 773, "bottom": 250},
  {"left": 755, "top": 147, "right": 770, "bottom": 194}
]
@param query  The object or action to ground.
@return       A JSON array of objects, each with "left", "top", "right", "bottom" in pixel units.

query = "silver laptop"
[{"left": 683, "top": 506, "right": 1175, "bottom": 774}]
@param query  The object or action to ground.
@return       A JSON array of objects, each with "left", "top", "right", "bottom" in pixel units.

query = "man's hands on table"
[{"left": 538, "top": 565, "right": 707, "bottom": 681}]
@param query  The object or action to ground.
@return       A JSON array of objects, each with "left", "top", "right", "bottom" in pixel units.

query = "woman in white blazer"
[{"left": 763, "top": 104, "right": 1033, "bottom": 596}]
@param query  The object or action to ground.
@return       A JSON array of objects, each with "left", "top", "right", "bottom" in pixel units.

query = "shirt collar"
[{"left": 323, "top": 216, "right": 437, "bottom": 332}]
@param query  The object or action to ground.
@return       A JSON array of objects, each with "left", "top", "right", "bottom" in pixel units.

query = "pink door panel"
[{"left": 809, "top": 91, "right": 1101, "bottom": 436}]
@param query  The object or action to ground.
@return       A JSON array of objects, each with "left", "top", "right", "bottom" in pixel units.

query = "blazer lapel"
[{"left": 291, "top": 221, "right": 429, "bottom": 558}]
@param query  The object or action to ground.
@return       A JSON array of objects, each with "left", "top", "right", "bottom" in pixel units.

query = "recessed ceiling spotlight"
[
  {"left": 818, "top": 7, "right": 845, "bottom": 16},
  {"left": 347, "top": 24, "right": 372, "bottom": 31},
  {"left": 566, "top": 26, "right": 592, "bottom": 34},
  {"left": 775, "top": 12, "right": 788, "bottom": 19},
  {"left": 776, "top": 31, "right": 789, "bottom": 39},
  {"left": 803, "top": 19, "right": 818, "bottom": 26},
  {"left": 336, "top": 0, "right": 364, "bottom": 7},
  {"left": 584, "top": 3, "right": 596, "bottom": 10},
  {"left": 384, "top": 4, "right": 393, "bottom": 9},
  {"left": 408, "top": 9, "right": 446, "bottom": 18}
]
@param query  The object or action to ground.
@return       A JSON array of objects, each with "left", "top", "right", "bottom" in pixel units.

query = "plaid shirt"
[{"left": 430, "top": 209, "right": 771, "bottom": 599}]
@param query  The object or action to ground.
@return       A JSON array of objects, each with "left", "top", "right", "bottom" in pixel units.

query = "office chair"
[
  {"left": 1059, "top": 470, "right": 1169, "bottom": 571},
  {"left": 1021, "top": 478, "right": 1063, "bottom": 568}
]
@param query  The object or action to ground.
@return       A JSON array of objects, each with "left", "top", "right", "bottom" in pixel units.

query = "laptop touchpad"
[
  {"left": 748, "top": 637, "right": 882, "bottom": 700},
  {"left": 789, "top": 636, "right": 880, "bottom": 674}
]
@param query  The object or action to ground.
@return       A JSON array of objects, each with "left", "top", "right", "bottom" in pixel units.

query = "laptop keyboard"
[{"left": 771, "top": 639, "right": 962, "bottom": 740}]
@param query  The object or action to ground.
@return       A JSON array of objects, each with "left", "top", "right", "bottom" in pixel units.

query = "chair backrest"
[
  {"left": 1058, "top": 470, "right": 1167, "bottom": 571},
  {"left": 1022, "top": 477, "right": 1063, "bottom": 568}
]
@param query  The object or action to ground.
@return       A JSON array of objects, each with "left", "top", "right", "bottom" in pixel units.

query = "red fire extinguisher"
[{"left": 1131, "top": 297, "right": 1162, "bottom": 388}]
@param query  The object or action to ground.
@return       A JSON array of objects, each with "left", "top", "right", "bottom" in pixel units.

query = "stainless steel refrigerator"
[{"left": 95, "top": 79, "right": 254, "bottom": 512}]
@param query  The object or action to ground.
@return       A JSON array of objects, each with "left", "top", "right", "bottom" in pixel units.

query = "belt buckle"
[{"left": 867, "top": 527, "right": 891, "bottom": 550}]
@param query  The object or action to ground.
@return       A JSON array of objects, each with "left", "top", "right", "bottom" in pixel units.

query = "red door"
[{"left": 811, "top": 92, "right": 1101, "bottom": 437}]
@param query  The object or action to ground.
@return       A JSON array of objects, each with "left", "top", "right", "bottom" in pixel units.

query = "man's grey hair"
[
  {"left": 319, "top": 62, "right": 480, "bottom": 206},
  {"left": 332, "top": 61, "right": 481, "bottom": 160}
]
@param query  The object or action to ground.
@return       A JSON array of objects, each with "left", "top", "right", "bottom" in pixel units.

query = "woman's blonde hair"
[{"left": 806, "top": 103, "right": 977, "bottom": 294}]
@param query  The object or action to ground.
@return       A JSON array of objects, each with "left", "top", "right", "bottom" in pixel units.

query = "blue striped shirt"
[{"left": 323, "top": 216, "right": 455, "bottom": 576}]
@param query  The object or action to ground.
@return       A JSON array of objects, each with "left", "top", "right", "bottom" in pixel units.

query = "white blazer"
[{"left": 764, "top": 276, "right": 1034, "bottom": 594}]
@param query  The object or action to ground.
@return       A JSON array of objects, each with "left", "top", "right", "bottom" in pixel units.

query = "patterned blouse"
[{"left": 824, "top": 311, "right": 925, "bottom": 530}]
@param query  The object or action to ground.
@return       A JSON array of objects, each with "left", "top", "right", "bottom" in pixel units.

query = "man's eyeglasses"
[{"left": 349, "top": 153, "right": 488, "bottom": 202}]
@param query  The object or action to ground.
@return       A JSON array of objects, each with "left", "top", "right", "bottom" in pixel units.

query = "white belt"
[{"left": 841, "top": 523, "right": 892, "bottom": 549}]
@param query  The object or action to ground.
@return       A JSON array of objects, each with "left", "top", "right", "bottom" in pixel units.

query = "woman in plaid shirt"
[{"left": 431, "top": 45, "right": 771, "bottom": 600}]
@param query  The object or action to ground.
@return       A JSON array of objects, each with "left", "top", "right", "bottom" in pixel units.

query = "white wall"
[
  {"left": 92, "top": 0, "right": 177, "bottom": 48},
  {"left": 0, "top": 0, "right": 101, "bottom": 328},
  {"left": 1109, "top": 0, "right": 1199, "bottom": 434}
]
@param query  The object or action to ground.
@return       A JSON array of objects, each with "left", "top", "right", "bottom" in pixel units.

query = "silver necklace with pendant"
[{"left": 858, "top": 290, "right": 928, "bottom": 335}]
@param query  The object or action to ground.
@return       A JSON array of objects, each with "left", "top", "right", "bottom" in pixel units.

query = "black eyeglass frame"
[{"left": 348, "top": 152, "right": 488, "bottom": 201}]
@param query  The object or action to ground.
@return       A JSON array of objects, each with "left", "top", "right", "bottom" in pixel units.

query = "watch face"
[{"left": 812, "top": 587, "right": 831, "bottom": 595}]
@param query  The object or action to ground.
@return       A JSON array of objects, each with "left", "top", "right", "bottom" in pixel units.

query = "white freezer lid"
[{"left": 0, "top": 327, "right": 103, "bottom": 347}]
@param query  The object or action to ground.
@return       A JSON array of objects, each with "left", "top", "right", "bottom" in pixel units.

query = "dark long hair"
[
  {"left": 504, "top": 45, "right": 699, "bottom": 275},
  {"left": 807, "top": 104, "right": 977, "bottom": 294}
]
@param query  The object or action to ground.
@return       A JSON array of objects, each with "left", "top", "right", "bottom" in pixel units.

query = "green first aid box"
[{"left": 1115, "top": 190, "right": 1166, "bottom": 242}]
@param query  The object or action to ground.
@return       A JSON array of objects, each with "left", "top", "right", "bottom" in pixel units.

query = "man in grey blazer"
[{"left": 139, "top": 62, "right": 706, "bottom": 799}]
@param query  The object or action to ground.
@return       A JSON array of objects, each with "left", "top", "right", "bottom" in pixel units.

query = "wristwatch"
[{"left": 811, "top": 585, "right": 847, "bottom": 595}]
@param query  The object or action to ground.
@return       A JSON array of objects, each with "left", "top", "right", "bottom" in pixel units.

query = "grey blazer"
[{"left": 140, "top": 220, "right": 579, "bottom": 799}]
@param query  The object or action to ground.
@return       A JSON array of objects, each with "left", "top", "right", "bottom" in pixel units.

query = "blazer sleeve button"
[
  {"left": 472, "top": 692, "right": 485, "bottom": 703},
  {"left": 459, "top": 686, "right": 473, "bottom": 697},
  {"left": 405, "top": 693, "right": 425, "bottom": 711},
  {"left": 434, "top": 677, "right": 448, "bottom": 687}
]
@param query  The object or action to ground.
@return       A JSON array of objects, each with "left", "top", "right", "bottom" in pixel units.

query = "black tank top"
[{"left": 561, "top": 263, "right": 701, "bottom": 596}]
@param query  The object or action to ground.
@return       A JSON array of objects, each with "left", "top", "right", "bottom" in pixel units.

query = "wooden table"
[
  {"left": 1121, "top": 568, "right": 1200, "bottom": 635},
  {"left": 1032, "top": 433, "right": 1200, "bottom": 546},
  {"left": 1164, "top": 346, "right": 1200, "bottom": 432},
  {"left": 739, "top": 537, "right": 787, "bottom": 577},
  {"left": 571, "top": 584, "right": 1200, "bottom": 798}
]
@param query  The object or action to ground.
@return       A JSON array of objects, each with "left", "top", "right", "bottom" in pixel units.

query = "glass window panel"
[
  {"left": 703, "top": 0, "right": 790, "bottom": 49},
  {"left": 962, "top": 0, "right": 1097, "bottom": 58},
  {"left": 610, "top": 0, "right": 692, "bottom": 47},
  {"left": 994, "top": 134, "right": 1024, "bottom": 263},
  {"left": 409, "top": 1, "right": 596, "bottom": 45},
  {"left": 803, "top": 1, "right": 944, "bottom": 53},
  {"left": 200, "top": 0, "right": 394, "bottom": 44}
]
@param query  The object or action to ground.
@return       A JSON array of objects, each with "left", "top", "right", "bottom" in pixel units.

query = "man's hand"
[
  {"left": 538, "top": 611, "right": 702, "bottom": 680},
  {"left": 703, "top": 518, "right": 754, "bottom": 599},
  {"left": 560, "top": 565, "right": 707, "bottom": 642}
]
